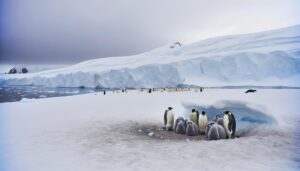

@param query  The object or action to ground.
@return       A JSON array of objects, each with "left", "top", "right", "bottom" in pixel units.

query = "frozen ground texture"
[
  {"left": 1, "top": 25, "right": 300, "bottom": 87},
  {"left": 0, "top": 89, "right": 299, "bottom": 171}
]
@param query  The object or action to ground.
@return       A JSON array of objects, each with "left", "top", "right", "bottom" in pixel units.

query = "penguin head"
[
  {"left": 207, "top": 121, "right": 215, "bottom": 130},
  {"left": 201, "top": 111, "right": 206, "bottom": 115},
  {"left": 207, "top": 121, "right": 215, "bottom": 127},
  {"left": 187, "top": 121, "right": 193, "bottom": 126},
  {"left": 177, "top": 116, "right": 184, "bottom": 121},
  {"left": 192, "top": 109, "right": 196, "bottom": 112},
  {"left": 168, "top": 107, "right": 173, "bottom": 110},
  {"left": 224, "top": 111, "right": 231, "bottom": 115}
]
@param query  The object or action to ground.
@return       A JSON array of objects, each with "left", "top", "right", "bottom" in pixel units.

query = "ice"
[
  {"left": 1, "top": 25, "right": 300, "bottom": 88},
  {"left": 19, "top": 98, "right": 36, "bottom": 103}
]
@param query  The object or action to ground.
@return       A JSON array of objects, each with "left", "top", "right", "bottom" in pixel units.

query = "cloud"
[{"left": 1, "top": 0, "right": 300, "bottom": 64}]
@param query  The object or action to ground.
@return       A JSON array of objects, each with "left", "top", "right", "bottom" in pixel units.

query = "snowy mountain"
[{"left": 1, "top": 25, "right": 300, "bottom": 88}]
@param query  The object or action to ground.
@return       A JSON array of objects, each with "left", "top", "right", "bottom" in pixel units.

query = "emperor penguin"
[
  {"left": 190, "top": 109, "right": 198, "bottom": 124},
  {"left": 223, "top": 111, "right": 236, "bottom": 138},
  {"left": 213, "top": 115, "right": 222, "bottom": 122},
  {"left": 208, "top": 123, "right": 226, "bottom": 140},
  {"left": 216, "top": 124, "right": 226, "bottom": 139},
  {"left": 164, "top": 107, "right": 174, "bottom": 131},
  {"left": 186, "top": 121, "right": 198, "bottom": 136},
  {"left": 208, "top": 123, "right": 219, "bottom": 140},
  {"left": 175, "top": 120, "right": 186, "bottom": 134},
  {"left": 198, "top": 111, "right": 208, "bottom": 134},
  {"left": 174, "top": 117, "right": 185, "bottom": 131},
  {"left": 205, "top": 121, "right": 215, "bottom": 138},
  {"left": 216, "top": 118, "right": 224, "bottom": 127}
]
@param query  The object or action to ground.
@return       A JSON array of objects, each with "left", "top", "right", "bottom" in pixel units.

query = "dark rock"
[
  {"left": 21, "top": 67, "right": 28, "bottom": 73},
  {"left": 8, "top": 67, "right": 17, "bottom": 74}
]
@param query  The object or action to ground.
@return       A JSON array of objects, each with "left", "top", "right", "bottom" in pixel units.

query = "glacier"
[{"left": 1, "top": 25, "right": 300, "bottom": 88}]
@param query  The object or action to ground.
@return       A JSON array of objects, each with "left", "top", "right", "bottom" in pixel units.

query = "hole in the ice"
[{"left": 182, "top": 100, "right": 277, "bottom": 137}]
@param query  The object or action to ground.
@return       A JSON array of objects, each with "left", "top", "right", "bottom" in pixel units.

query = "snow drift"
[
  {"left": 1, "top": 89, "right": 299, "bottom": 171},
  {"left": 1, "top": 25, "right": 300, "bottom": 88}
]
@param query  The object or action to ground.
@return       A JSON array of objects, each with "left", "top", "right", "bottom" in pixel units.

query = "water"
[{"left": 0, "top": 86, "right": 106, "bottom": 103}]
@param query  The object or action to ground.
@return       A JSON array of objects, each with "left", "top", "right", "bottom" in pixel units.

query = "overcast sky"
[{"left": 1, "top": 0, "right": 300, "bottom": 64}]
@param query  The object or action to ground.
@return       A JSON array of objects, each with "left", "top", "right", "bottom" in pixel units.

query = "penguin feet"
[{"left": 167, "top": 128, "right": 173, "bottom": 131}]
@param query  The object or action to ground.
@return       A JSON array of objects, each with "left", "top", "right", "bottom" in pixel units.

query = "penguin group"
[{"left": 163, "top": 107, "right": 237, "bottom": 140}]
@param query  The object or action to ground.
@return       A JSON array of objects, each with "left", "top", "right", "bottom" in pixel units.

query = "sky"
[{"left": 0, "top": 0, "right": 300, "bottom": 64}]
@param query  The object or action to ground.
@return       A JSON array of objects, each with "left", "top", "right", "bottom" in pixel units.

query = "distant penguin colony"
[
  {"left": 163, "top": 107, "right": 174, "bottom": 131},
  {"left": 162, "top": 107, "right": 237, "bottom": 140}
]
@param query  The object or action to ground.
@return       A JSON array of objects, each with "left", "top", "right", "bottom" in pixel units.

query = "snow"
[
  {"left": 0, "top": 89, "right": 299, "bottom": 171},
  {"left": 1, "top": 25, "right": 300, "bottom": 88}
]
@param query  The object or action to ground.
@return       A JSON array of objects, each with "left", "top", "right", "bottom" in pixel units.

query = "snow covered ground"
[{"left": 0, "top": 89, "right": 299, "bottom": 171}]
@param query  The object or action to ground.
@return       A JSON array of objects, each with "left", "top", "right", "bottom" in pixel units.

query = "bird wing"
[{"left": 164, "top": 110, "right": 168, "bottom": 125}]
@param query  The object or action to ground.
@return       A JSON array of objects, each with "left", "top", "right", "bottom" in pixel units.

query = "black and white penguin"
[
  {"left": 186, "top": 121, "right": 198, "bottom": 136},
  {"left": 223, "top": 111, "right": 236, "bottom": 138},
  {"left": 175, "top": 120, "right": 186, "bottom": 134},
  {"left": 190, "top": 109, "right": 198, "bottom": 124},
  {"left": 198, "top": 111, "right": 208, "bottom": 134},
  {"left": 163, "top": 107, "right": 174, "bottom": 131}
]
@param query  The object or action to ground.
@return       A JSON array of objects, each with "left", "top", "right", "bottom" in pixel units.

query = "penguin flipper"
[
  {"left": 164, "top": 110, "right": 167, "bottom": 126},
  {"left": 196, "top": 111, "right": 200, "bottom": 125},
  {"left": 231, "top": 114, "right": 236, "bottom": 136}
]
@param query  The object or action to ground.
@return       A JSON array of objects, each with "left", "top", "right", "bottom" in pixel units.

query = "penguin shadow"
[{"left": 183, "top": 100, "right": 277, "bottom": 138}]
